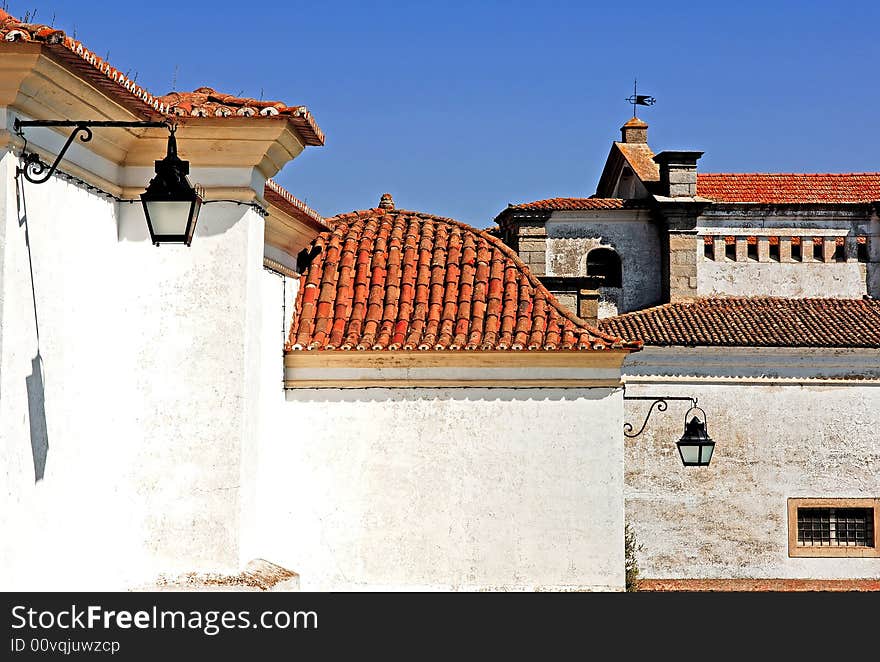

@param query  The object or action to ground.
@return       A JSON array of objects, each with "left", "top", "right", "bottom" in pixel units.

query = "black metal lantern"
[
  {"left": 677, "top": 406, "right": 715, "bottom": 467},
  {"left": 140, "top": 126, "right": 203, "bottom": 246}
]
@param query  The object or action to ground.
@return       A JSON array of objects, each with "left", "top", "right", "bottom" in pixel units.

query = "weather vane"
[{"left": 626, "top": 79, "right": 656, "bottom": 118}]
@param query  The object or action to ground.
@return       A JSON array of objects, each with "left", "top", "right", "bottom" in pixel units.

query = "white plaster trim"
[{"left": 285, "top": 365, "right": 622, "bottom": 386}]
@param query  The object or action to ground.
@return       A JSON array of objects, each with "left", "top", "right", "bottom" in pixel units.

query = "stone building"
[
  {"left": 498, "top": 118, "right": 880, "bottom": 590},
  {"left": 497, "top": 118, "right": 878, "bottom": 319}
]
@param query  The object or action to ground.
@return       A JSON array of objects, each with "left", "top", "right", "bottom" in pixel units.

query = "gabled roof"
[
  {"left": 696, "top": 173, "right": 880, "bottom": 204},
  {"left": 288, "top": 202, "right": 641, "bottom": 352},
  {"left": 595, "top": 142, "right": 660, "bottom": 198},
  {"left": 616, "top": 143, "right": 660, "bottom": 183},
  {"left": 599, "top": 298, "right": 880, "bottom": 348},
  {"left": 0, "top": 10, "right": 323, "bottom": 146}
]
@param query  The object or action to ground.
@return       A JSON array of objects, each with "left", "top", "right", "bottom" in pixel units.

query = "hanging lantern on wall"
[
  {"left": 140, "top": 125, "right": 203, "bottom": 246},
  {"left": 677, "top": 406, "right": 715, "bottom": 467}
]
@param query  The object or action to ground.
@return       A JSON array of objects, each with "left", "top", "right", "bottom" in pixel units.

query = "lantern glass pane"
[
  {"left": 700, "top": 443, "right": 715, "bottom": 465},
  {"left": 187, "top": 198, "right": 202, "bottom": 243},
  {"left": 145, "top": 200, "right": 193, "bottom": 237},
  {"left": 678, "top": 443, "right": 701, "bottom": 465}
]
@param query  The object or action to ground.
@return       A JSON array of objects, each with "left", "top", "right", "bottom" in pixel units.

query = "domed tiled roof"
[{"left": 288, "top": 202, "right": 641, "bottom": 352}]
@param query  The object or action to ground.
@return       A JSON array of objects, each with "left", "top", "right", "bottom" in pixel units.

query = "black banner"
[{"left": 1, "top": 591, "right": 875, "bottom": 658}]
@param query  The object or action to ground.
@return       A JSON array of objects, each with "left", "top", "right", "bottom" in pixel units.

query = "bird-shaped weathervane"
[{"left": 626, "top": 79, "right": 656, "bottom": 118}]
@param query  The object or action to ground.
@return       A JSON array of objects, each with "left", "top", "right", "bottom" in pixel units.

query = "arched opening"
[{"left": 586, "top": 247, "right": 622, "bottom": 288}]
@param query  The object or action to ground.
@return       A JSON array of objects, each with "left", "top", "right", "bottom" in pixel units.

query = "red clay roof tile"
[
  {"left": 599, "top": 298, "right": 880, "bottom": 348},
  {"left": 504, "top": 198, "right": 649, "bottom": 211},
  {"left": 288, "top": 206, "right": 641, "bottom": 352},
  {"left": 264, "top": 179, "right": 326, "bottom": 229},
  {"left": 0, "top": 10, "right": 324, "bottom": 146},
  {"left": 696, "top": 173, "right": 880, "bottom": 204},
  {"left": 616, "top": 142, "right": 660, "bottom": 182}
]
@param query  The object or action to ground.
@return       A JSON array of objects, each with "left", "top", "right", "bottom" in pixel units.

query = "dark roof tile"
[{"left": 599, "top": 298, "right": 880, "bottom": 348}]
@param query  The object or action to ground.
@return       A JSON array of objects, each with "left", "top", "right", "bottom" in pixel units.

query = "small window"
[
  {"left": 586, "top": 247, "right": 622, "bottom": 288},
  {"left": 768, "top": 236, "right": 780, "bottom": 261},
  {"left": 813, "top": 237, "right": 824, "bottom": 261},
  {"left": 747, "top": 236, "right": 758, "bottom": 261},
  {"left": 725, "top": 236, "right": 736, "bottom": 261},
  {"left": 788, "top": 498, "right": 880, "bottom": 557},
  {"left": 703, "top": 236, "right": 714, "bottom": 260},
  {"left": 857, "top": 236, "right": 869, "bottom": 262},
  {"left": 791, "top": 237, "right": 802, "bottom": 262},
  {"left": 834, "top": 237, "right": 846, "bottom": 262}
]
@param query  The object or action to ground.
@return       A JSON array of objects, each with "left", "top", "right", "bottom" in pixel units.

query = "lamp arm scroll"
[
  {"left": 13, "top": 119, "right": 169, "bottom": 185},
  {"left": 622, "top": 395, "right": 698, "bottom": 438}
]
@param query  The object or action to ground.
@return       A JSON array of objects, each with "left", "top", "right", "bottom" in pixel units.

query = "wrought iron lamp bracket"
[
  {"left": 13, "top": 119, "right": 169, "bottom": 185},
  {"left": 622, "top": 395, "right": 698, "bottom": 438}
]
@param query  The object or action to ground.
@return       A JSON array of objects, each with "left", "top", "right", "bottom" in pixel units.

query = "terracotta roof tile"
[
  {"left": 506, "top": 197, "right": 648, "bottom": 211},
  {"left": 288, "top": 206, "right": 641, "bottom": 352},
  {"left": 616, "top": 142, "right": 660, "bottom": 182},
  {"left": 697, "top": 173, "right": 880, "bottom": 204},
  {"left": 157, "top": 88, "right": 323, "bottom": 145},
  {"left": 0, "top": 10, "right": 323, "bottom": 146},
  {"left": 264, "top": 179, "right": 327, "bottom": 229},
  {"left": 599, "top": 298, "right": 880, "bottom": 348}
]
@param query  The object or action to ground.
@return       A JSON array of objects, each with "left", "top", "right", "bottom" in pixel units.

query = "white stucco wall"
[
  {"left": 253, "top": 383, "right": 625, "bottom": 591},
  {"left": 0, "top": 148, "right": 267, "bottom": 590},
  {"left": 697, "top": 260, "right": 869, "bottom": 298},
  {"left": 622, "top": 348, "right": 880, "bottom": 581},
  {"left": 545, "top": 211, "right": 663, "bottom": 314}
]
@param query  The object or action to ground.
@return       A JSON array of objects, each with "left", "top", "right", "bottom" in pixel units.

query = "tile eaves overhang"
[
  {"left": 599, "top": 298, "right": 880, "bottom": 349},
  {"left": 0, "top": 10, "right": 324, "bottom": 147}
]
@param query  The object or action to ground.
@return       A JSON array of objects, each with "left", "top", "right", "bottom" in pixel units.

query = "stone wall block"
[{"left": 758, "top": 237, "right": 770, "bottom": 262}]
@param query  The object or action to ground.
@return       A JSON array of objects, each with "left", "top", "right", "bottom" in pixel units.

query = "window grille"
[{"left": 797, "top": 508, "right": 874, "bottom": 547}]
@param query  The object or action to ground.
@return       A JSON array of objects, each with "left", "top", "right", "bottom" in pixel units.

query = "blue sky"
[{"left": 10, "top": 1, "right": 880, "bottom": 226}]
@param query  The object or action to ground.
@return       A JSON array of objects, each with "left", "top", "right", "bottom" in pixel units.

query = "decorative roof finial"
[{"left": 379, "top": 193, "right": 394, "bottom": 210}]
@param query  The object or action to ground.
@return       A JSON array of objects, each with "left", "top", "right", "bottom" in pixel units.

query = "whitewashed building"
[{"left": 0, "top": 9, "right": 642, "bottom": 592}]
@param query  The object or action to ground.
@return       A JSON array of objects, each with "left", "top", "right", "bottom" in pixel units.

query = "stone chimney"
[
  {"left": 620, "top": 117, "right": 648, "bottom": 144},
  {"left": 653, "top": 150, "right": 704, "bottom": 197},
  {"left": 578, "top": 289, "right": 600, "bottom": 327},
  {"left": 378, "top": 193, "right": 394, "bottom": 210}
]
